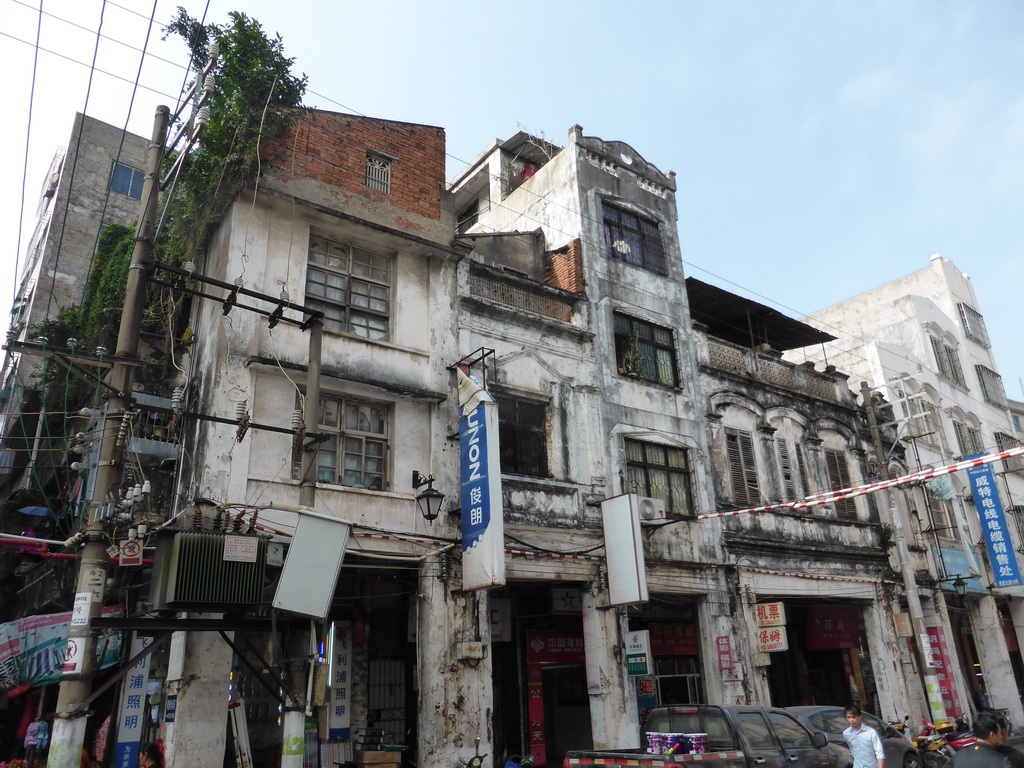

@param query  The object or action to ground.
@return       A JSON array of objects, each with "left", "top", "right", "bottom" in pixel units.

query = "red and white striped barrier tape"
[{"left": 699, "top": 444, "right": 1024, "bottom": 520}]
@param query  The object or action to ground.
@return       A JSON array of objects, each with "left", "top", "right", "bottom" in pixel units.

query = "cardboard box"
[{"left": 355, "top": 752, "right": 401, "bottom": 768}]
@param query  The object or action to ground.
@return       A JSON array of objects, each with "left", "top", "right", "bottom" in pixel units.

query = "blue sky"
[{"left": 2, "top": 0, "right": 1022, "bottom": 400}]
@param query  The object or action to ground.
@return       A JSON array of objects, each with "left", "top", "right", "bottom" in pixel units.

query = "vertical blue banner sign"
[
  {"left": 966, "top": 456, "right": 1022, "bottom": 588},
  {"left": 113, "top": 635, "right": 152, "bottom": 768},
  {"left": 458, "top": 370, "right": 505, "bottom": 590}
]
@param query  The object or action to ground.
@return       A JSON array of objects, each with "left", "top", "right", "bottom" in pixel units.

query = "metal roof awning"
[{"left": 685, "top": 277, "right": 836, "bottom": 351}]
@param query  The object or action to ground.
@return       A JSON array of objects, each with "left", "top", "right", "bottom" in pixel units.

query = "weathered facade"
[
  {"left": 786, "top": 253, "right": 1024, "bottom": 729},
  {"left": 0, "top": 113, "right": 149, "bottom": 494}
]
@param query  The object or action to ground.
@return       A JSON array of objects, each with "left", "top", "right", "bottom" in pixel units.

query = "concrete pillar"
[
  {"left": 736, "top": 574, "right": 772, "bottom": 705},
  {"left": 862, "top": 588, "right": 913, "bottom": 722},
  {"left": 1006, "top": 598, "right": 1024, "bottom": 731},
  {"left": 581, "top": 591, "right": 638, "bottom": 749},
  {"left": 969, "top": 594, "right": 1024, "bottom": 725},
  {"left": 162, "top": 629, "right": 232, "bottom": 768},
  {"left": 698, "top": 572, "right": 747, "bottom": 706},
  {"left": 416, "top": 555, "right": 494, "bottom": 768},
  {"left": 928, "top": 592, "right": 973, "bottom": 721}
]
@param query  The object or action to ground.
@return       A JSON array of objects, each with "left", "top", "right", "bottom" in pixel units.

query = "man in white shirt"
[{"left": 843, "top": 704, "right": 885, "bottom": 768}]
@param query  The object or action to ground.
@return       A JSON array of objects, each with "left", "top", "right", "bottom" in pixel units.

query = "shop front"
[{"left": 761, "top": 602, "right": 877, "bottom": 710}]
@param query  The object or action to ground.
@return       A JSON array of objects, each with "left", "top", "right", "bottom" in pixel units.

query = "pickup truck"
[{"left": 564, "top": 705, "right": 837, "bottom": 768}]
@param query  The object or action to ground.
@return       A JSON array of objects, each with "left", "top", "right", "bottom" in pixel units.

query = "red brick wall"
[
  {"left": 544, "top": 238, "right": 585, "bottom": 293},
  {"left": 264, "top": 111, "right": 446, "bottom": 221}
]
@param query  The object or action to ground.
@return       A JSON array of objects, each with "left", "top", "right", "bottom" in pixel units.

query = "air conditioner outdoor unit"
[{"left": 637, "top": 496, "right": 667, "bottom": 523}]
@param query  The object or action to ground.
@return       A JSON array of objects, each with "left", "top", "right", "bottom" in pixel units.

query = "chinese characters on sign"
[
  {"left": 756, "top": 627, "right": 788, "bottom": 653},
  {"left": 650, "top": 623, "right": 698, "bottom": 655},
  {"left": 328, "top": 622, "right": 352, "bottom": 740},
  {"left": 805, "top": 606, "right": 859, "bottom": 649},
  {"left": 625, "top": 630, "right": 651, "bottom": 676},
  {"left": 755, "top": 602, "right": 785, "bottom": 627},
  {"left": 716, "top": 635, "right": 733, "bottom": 671},
  {"left": 113, "top": 635, "right": 153, "bottom": 768},
  {"left": 966, "top": 458, "right": 1022, "bottom": 588},
  {"left": 458, "top": 371, "right": 505, "bottom": 590},
  {"left": 925, "top": 626, "right": 963, "bottom": 718}
]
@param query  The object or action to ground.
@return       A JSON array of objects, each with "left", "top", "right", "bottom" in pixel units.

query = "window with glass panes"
[
  {"left": 306, "top": 235, "right": 391, "bottom": 340},
  {"left": 602, "top": 203, "right": 666, "bottom": 274},
  {"left": 293, "top": 396, "right": 387, "bottom": 490},
  {"left": 496, "top": 395, "right": 549, "bottom": 477},
  {"left": 624, "top": 439, "right": 694, "bottom": 516},
  {"left": 613, "top": 313, "right": 678, "bottom": 387},
  {"left": 110, "top": 162, "right": 144, "bottom": 199}
]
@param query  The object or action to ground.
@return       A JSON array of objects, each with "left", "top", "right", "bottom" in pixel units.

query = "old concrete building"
[
  {"left": 450, "top": 125, "right": 730, "bottom": 761},
  {"left": 0, "top": 113, "right": 149, "bottom": 490},
  {"left": 155, "top": 109, "right": 474, "bottom": 768},
  {"left": 686, "top": 278, "right": 915, "bottom": 719},
  {"left": 786, "top": 253, "right": 1024, "bottom": 728}
]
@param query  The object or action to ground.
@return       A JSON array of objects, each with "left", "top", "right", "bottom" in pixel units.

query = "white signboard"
[
  {"left": 601, "top": 494, "right": 649, "bottom": 606},
  {"left": 71, "top": 592, "right": 92, "bottom": 627},
  {"left": 223, "top": 535, "right": 258, "bottom": 563},
  {"left": 625, "top": 630, "right": 652, "bottom": 676},
  {"left": 755, "top": 602, "right": 786, "bottom": 627},
  {"left": 756, "top": 626, "right": 789, "bottom": 653}
]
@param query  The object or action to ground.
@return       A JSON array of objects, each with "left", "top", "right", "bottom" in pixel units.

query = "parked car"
[
  {"left": 786, "top": 706, "right": 922, "bottom": 768},
  {"left": 565, "top": 704, "right": 837, "bottom": 768}
]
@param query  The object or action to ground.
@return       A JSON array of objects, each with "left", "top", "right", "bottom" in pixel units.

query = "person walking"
[
  {"left": 843, "top": 704, "right": 885, "bottom": 768},
  {"left": 954, "top": 712, "right": 1014, "bottom": 768}
]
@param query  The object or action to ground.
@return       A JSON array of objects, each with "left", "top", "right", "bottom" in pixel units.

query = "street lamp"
[
  {"left": 412, "top": 470, "right": 444, "bottom": 522},
  {"left": 952, "top": 577, "right": 968, "bottom": 598}
]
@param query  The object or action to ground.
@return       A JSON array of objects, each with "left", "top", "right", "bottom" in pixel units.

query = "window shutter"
[
  {"left": 824, "top": 449, "right": 856, "bottom": 520},
  {"left": 727, "top": 430, "right": 759, "bottom": 506},
  {"left": 946, "top": 346, "right": 965, "bottom": 386},
  {"left": 777, "top": 439, "right": 795, "bottom": 502},
  {"left": 795, "top": 443, "right": 811, "bottom": 497}
]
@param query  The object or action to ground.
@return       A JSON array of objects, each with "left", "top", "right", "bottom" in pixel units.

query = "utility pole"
[
  {"left": 47, "top": 105, "right": 170, "bottom": 768},
  {"left": 860, "top": 381, "right": 948, "bottom": 723},
  {"left": 280, "top": 319, "right": 323, "bottom": 768}
]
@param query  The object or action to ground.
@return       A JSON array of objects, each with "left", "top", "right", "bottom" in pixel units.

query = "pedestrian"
[
  {"left": 952, "top": 712, "right": 1013, "bottom": 768},
  {"left": 843, "top": 704, "right": 885, "bottom": 768},
  {"left": 138, "top": 742, "right": 164, "bottom": 768}
]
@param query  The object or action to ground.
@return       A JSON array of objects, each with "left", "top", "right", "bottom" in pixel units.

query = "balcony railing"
[
  {"left": 469, "top": 273, "right": 574, "bottom": 323},
  {"left": 704, "top": 339, "right": 843, "bottom": 404}
]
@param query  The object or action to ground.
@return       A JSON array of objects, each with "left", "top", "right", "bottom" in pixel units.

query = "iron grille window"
[
  {"left": 902, "top": 396, "right": 944, "bottom": 450},
  {"left": 976, "top": 365, "right": 1007, "bottom": 408},
  {"left": 613, "top": 313, "right": 678, "bottom": 387},
  {"left": 602, "top": 203, "right": 666, "bottom": 274},
  {"left": 995, "top": 432, "right": 1023, "bottom": 472},
  {"left": 725, "top": 429, "right": 759, "bottom": 507},
  {"left": 624, "top": 439, "right": 694, "bottom": 516},
  {"left": 496, "top": 395, "right": 549, "bottom": 477},
  {"left": 110, "top": 162, "right": 144, "bottom": 199},
  {"left": 365, "top": 153, "right": 391, "bottom": 194},
  {"left": 958, "top": 303, "right": 990, "bottom": 348},
  {"left": 306, "top": 235, "right": 391, "bottom": 340},
  {"left": 952, "top": 420, "right": 984, "bottom": 457},
  {"left": 930, "top": 336, "right": 966, "bottom": 387},
  {"left": 823, "top": 448, "right": 856, "bottom": 520},
  {"left": 292, "top": 395, "right": 388, "bottom": 490}
]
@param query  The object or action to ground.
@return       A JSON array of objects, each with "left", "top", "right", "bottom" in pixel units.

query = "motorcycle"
[
  {"left": 913, "top": 720, "right": 957, "bottom": 768},
  {"left": 922, "top": 716, "right": 976, "bottom": 752}
]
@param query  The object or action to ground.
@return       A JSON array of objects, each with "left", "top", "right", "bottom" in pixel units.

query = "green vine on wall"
[{"left": 29, "top": 10, "right": 307, "bottom": 412}]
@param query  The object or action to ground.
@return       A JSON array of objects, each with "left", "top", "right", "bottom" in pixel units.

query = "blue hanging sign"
[
  {"left": 458, "top": 370, "right": 505, "bottom": 590},
  {"left": 966, "top": 456, "right": 1022, "bottom": 588}
]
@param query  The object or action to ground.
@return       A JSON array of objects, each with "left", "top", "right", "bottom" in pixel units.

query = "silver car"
[{"left": 786, "top": 706, "right": 923, "bottom": 768}]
